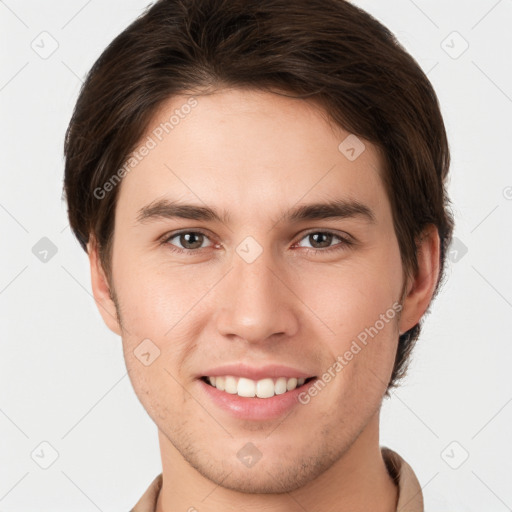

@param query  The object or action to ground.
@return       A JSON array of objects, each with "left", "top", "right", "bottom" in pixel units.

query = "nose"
[{"left": 214, "top": 245, "right": 300, "bottom": 344}]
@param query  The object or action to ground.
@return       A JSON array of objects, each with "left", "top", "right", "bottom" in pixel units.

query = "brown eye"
[
  {"left": 178, "top": 232, "right": 204, "bottom": 249},
  {"left": 308, "top": 232, "right": 334, "bottom": 249},
  {"left": 295, "top": 231, "right": 353, "bottom": 253},
  {"left": 164, "top": 231, "right": 212, "bottom": 252}
]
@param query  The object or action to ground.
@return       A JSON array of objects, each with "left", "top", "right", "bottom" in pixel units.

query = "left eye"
[{"left": 294, "top": 231, "right": 351, "bottom": 251}]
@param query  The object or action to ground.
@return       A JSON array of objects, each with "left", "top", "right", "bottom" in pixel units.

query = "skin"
[{"left": 88, "top": 88, "right": 440, "bottom": 511}]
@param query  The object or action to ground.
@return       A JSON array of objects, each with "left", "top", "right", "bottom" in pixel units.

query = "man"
[{"left": 63, "top": 1, "right": 454, "bottom": 510}]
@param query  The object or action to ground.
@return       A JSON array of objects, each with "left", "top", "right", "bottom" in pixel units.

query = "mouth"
[{"left": 200, "top": 375, "right": 317, "bottom": 399}]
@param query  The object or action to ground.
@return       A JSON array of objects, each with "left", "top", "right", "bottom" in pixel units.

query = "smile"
[{"left": 201, "top": 375, "right": 315, "bottom": 398}]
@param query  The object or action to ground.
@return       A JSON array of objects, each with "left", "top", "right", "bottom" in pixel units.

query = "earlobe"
[
  {"left": 87, "top": 237, "right": 122, "bottom": 336},
  {"left": 398, "top": 224, "right": 441, "bottom": 336}
]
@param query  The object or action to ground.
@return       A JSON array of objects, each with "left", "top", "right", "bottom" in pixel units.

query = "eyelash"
[{"left": 160, "top": 229, "right": 354, "bottom": 256}]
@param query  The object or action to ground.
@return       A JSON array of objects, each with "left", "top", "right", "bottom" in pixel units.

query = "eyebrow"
[{"left": 135, "top": 198, "right": 376, "bottom": 226}]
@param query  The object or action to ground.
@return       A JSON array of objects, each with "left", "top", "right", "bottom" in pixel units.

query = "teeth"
[
  {"left": 225, "top": 376, "right": 237, "bottom": 394},
  {"left": 287, "top": 377, "right": 298, "bottom": 391},
  {"left": 215, "top": 376, "right": 225, "bottom": 391},
  {"left": 206, "top": 375, "right": 309, "bottom": 398}
]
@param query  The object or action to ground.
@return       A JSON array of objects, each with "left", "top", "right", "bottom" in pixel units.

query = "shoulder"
[
  {"left": 382, "top": 446, "right": 424, "bottom": 512},
  {"left": 130, "top": 473, "right": 163, "bottom": 512}
]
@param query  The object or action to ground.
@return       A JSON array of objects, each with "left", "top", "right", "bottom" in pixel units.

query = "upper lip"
[{"left": 199, "top": 363, "right": 316, "bottom": 381}]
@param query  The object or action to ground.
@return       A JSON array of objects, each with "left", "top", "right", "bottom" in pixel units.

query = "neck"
[{"left": 156, "top": 409, "right": 397, "bottom": 512}]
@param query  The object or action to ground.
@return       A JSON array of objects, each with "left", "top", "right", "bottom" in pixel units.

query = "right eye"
[{"left": 162, "top": 230, "right": 215, "bottom": 253}]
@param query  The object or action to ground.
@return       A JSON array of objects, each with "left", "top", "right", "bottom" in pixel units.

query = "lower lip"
[{"left": 197, "top": 378, "right": 317, "bottom": 421}]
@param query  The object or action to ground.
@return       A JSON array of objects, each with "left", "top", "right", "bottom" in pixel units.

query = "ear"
[
  {"left": 87, "top": 236, "right": 122, "bottom": 336},
  {"left": 398, "top": 224, "right": 441, "bottom": 336}
]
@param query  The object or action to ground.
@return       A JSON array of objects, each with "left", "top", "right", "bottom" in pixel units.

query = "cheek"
[
  {"left": 294, "top": 255, "right": 401, "bottom": 339},
  {"left": 292, "top": 249, "right": 401, "bottom": 392},
  {"left": 113, "top": 259, "right": 212, "bottom": 389},
  {"left": 112, "top": 254, "right": 200, "bottom": 339},
  {"left": 124, "top": 359, "right": 178, "bottom": 425}
]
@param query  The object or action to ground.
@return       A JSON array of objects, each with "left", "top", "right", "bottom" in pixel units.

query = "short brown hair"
[{"left": 63, "top": 0, "right": 455, "bottom": 392}]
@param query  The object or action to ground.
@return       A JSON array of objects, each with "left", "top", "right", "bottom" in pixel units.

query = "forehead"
[{"left": 116, "top": 88, "right": 387, "bottom": 225}]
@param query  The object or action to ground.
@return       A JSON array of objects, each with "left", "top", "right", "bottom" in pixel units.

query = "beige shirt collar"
[{"left": 131, "top": 447, "right": 423, "bottom": 512}]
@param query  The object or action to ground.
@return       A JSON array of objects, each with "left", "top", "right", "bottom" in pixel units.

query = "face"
[{"left": 93, "top": 88, "right": 416, "bottom": 493}]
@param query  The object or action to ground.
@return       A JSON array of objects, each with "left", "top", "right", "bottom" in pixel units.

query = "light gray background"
[{"left": 1, "top": 0, "right": 511, "bottom": 510}]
